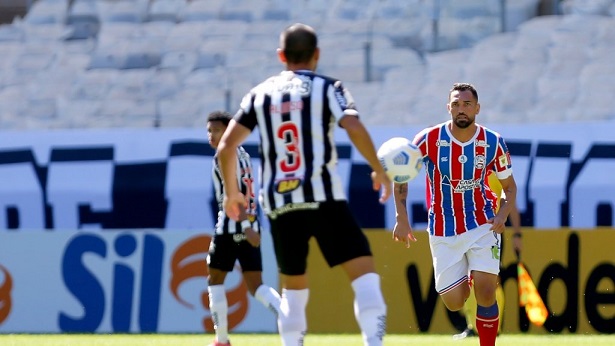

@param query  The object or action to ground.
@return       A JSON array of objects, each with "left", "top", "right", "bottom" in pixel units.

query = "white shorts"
[{"left": 429, "top": 224, "right": 501, "bottom": 294}]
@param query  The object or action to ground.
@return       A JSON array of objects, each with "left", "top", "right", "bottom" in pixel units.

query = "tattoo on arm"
[{"left": 398, "top": 184, "right": 407, "bottom": 195}]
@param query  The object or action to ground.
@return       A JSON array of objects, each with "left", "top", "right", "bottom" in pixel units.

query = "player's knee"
[
  {"left": 207, "top": 271, "right": 226, "bottom": 286},
  {"left": 444, "top": 300, "right": 465, "bottom": 312},
  {"left": 441, "top": 293, "right": 466, "bottom": 311},
  {"left": 242, "top": 274, "right": 263, "bottom": 296}
]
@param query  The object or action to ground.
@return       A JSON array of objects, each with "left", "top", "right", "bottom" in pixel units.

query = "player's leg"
[
  {"left": 467, "top": 226, "right": 502, "bottom": 346},
  {"left": 278, "top": 274, "right": 309, "bottom": 346},
  {"left": 460, "top": 280, "right": 503, "bottom": 338},
  {"left": 429, "top": 235, "right": 471, "bottom": 312},
  {"left": 472, "top": 271, "right": 500, "bottom": 346},
  {"left": 242, "top": 271, "right": 281, "bottom": 316},
  {"left": 340, "top": 256, "right": 387, "bottom": 346},
  {"left": 208, "top": 268, "right": 230, "bottom": 345},
  {"left": 317, "top": 201, "right": 386, "bottom": 346},
  {"left": 453, "top": 282, "right": 477, "bottom": 340},
  {"left": 269, "top": 211, "right": 312, "bottom": 346},
  {"left": 238, "top": 242, "right": 281, "bottom": 316},
  {"left": 206, "top": 235, "right": 236, "bottom": 346}
]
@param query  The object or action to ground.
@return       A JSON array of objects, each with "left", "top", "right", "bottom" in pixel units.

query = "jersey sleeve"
[
  {"left": 330, "top": 80, "right": 359, "bottom": 126},
  {"left": 494, "top": 135, "right": 513, "bottom": 179},
  {"left": 412, "top": 127, "right": 430, "bottom": 157},
  {"left": 234, "top": 92, "right": 258, "bottom": 130}
]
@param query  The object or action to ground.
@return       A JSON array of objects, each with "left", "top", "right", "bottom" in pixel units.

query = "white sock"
[
  {"left": 255, "top": 284, "right": 282, "bottom": 316},
  {"left": 278, "top": 288, "right": 309, "bottom": 346},
  {"left": 352, "top": 273, "right": 387, "bottom": 346},
  {"left": 208, "top": 284, "right": 229, "bottom": 343}
]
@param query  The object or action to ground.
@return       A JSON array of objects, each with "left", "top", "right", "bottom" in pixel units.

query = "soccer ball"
[{"left": 377, "top": 137, "right": 423, "bottom": 184}]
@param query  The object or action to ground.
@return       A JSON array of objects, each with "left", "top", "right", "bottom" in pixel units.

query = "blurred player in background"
[
  {"left": 453, "top": 172, "right": 523, "bottom": 340},
  {"left": 393, "top": 83, "right": 518, "bottom": 346},
  {"left": 216, "top": 23, "right": 391, "bottom": 346},
  {"left": 206, "top": 110, "right": 281, "bottom": 346}
]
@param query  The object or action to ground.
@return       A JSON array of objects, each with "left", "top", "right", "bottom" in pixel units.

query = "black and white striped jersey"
[
  {"left": 234, "top": 69, "right": 359, "bottom": 214},
  {"left": 212, "top": 146, "right": 259, "bottom": 235}
]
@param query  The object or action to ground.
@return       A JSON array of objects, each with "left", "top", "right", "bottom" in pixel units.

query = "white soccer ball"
[{"left": 377, "top": 137, "right": 423, "bottom": 184}]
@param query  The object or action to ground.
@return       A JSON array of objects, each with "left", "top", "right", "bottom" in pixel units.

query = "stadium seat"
[
  {"left": 560, "top": 0, "right": 615, "bottom": 15},
  {"left": 177, "top": 0, "right": 220, "bottom": 22},
  {"left": 159, "top": 50, "right": 198, "bottom": 77},
  {"left": 69, "top": 69, "right": 118, "bottom": 100},
  {"left": 147, "top": 0, "right": 185, "bottom": 23},
  {"left": 98, "top": 0, "right": 148, "bottom": 23},
  {"left": 65, "top": 0, "right": 100, "bottom": 40},
  {"left": 23, "top": 0, "right": 68, "bottom": 25}
]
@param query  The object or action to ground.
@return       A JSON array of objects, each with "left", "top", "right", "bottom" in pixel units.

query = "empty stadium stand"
[{"left": 0, "top": 0, "right": 614, "bottom": 129}]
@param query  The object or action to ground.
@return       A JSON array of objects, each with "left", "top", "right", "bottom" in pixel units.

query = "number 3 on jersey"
[{"left": 277, "top": 122, "right": 301, "bottom": 173}]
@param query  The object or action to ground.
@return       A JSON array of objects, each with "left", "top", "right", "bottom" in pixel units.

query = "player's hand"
[
  {"left": 223, "top": 192, "right": 248, "bottom": 221},
  {"left": 393, "top": 222, "right": 417, "bottom": 248},
  {"left": 487, "top": 215, "right": 507, "bottom": 234},
  {"left": 244, "top": 227, "right": 261, "bottom": 247},
  {"left": 371, "top": 170, "right": 392, "bottom": 203}
]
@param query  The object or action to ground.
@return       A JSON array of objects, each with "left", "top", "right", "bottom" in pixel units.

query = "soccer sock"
[
  {"left": 255, "top": 284, "right": 282, "bottom": 316},
  {"left": 208, "top": 285, "right": 229, "bottom": 343},
  {"left": 277, "top": 288, "right": 308, "bottom": 346},
  {"left": 351, "top": 273, "right": 387, "bottom": 346},
  {"left": 476, "top": 302, "right": 499, "bottom": 346}
]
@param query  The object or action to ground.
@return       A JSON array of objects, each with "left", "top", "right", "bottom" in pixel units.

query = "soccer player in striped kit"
[
  {"left": 393, "top": 83, "right": 518, "bottom": 346},
  {"left": 206, "top": 110, "right": 281, "bottom": 346},
  {"left": 216, "top": 24, "right": 391, "bottom": 346}
]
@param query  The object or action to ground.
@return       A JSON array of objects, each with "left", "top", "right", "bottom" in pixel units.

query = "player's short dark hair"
[
  {"left": 207, "top": 110, "right": 232, "bottom": 126},
  {"left": 280, "top": 23, "right": 317, "bottom": 64},
  {"left": 449, "top": 82, "right": 479, "bottom": 102}
]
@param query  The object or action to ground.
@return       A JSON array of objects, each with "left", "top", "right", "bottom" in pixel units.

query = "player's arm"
[
  {"left": 392, "top": 182, "right": 417, "bottom": 248},
  {"left": 217, "top": 119, "right": 252, "bottom": 220},
  {"left": 340, "top": 115, "right": 391, "bottom": 203}
]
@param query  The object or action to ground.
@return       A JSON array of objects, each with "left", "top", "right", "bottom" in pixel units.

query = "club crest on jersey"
[
  {"left": 275, "top": 178, "right": 303, "bottom": 194},
  {"left": 474, "top": 154, "right": 486, "bottom": 169}
]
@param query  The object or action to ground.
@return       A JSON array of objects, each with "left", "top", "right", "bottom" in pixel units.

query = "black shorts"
[
  {"left": 269, "top": 200, "right": 372, "bottom": 275},
  {"left": 206, "top": 233, "right": 263, "bottom": 272}
]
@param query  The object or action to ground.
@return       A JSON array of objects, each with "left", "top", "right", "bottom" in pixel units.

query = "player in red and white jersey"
[
  {"left": 416, "top": 120, "right": 510, "bottom": 237},
  {"left": 393, "top": 83, "right": 518, "bottom": 346}
]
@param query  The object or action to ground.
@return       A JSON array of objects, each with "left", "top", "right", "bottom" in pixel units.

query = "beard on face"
[{"left": 454, "top": 115, "right": 474, "bottom": 129}]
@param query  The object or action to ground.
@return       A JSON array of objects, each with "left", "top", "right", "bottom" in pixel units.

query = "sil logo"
[
  {"left": 0, "top": 264, "right": 13, "bottom": 325},
  {"left": 169, "top": 235, "right": 249, "bottom": 332}
]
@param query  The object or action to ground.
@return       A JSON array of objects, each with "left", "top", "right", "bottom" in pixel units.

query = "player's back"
[{"left": 242, "top": 70, "right": 354, "bottom": 213}]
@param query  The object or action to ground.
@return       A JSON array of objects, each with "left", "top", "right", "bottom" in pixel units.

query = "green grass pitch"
[{"left": 1, "top": 333, "right": 614, "bottom": 346}]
